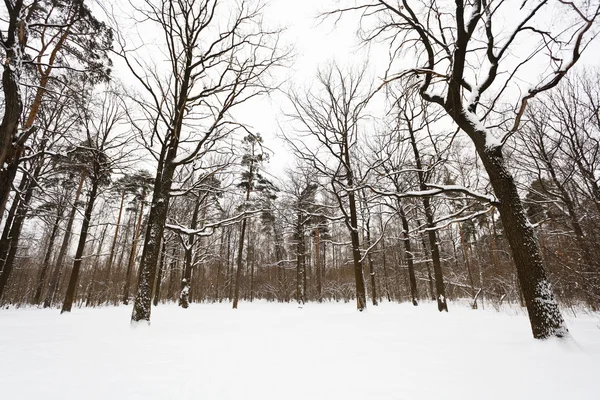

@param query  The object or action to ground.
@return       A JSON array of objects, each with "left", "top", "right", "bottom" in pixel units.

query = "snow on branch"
[{"left": 165, "top": 208, "right": 265, "bottom": 237}]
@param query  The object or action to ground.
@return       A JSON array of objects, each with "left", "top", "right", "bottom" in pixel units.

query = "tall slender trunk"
[
  {"left": 0, "top": 177, "right": 26, "bottom": 268},
  {"left": 365, "top": 220, "right": 378, "bottom": 306},
  {"left": 180, "top": 198, "right": 201, "bottom": 308},
  {"left": 399, "top": 204, "right": 418, "bottom": 306},
  {"left": 314, "top": 227, "right": 322, "bottom": 301},
  {"left": 0, "top": 169, "right": 40, "bottom": 299},
  {"left": 408, "top": 123, "right": 447, "bottom": 312},
  {"left": 153, "top": 244, "right": 166, "bottom": 306},
  {"left": 295, "top": 217, "right": 305, "bottom": 304},
  {"left": 61, "top": 179, "right": 100, "bottom": 313},
  {"left": 232, "top": 218, "right": 248, "bottom": 309},
  {"left": 458, "top": 222, "right": 477, "bottom": 309},
  {"left": 86, "top": 223, "right": 108, "bottom": 307},
  {"left": 44, "top": 170, "right": 86, "bottom": 308},
  {"left": 123, "top": 193, "right": 145, "bottom": 304},
  {"left": 33, "top": 214, "right": 62, "bottom": 304},
  {"left": 102, "top": 191, "right": 125, "bottom": 302}
]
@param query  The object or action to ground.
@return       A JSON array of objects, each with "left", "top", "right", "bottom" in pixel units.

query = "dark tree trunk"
[
  {"left": 295, "top": 217, "right": 305, "bottom": 304},
  {"left": 365, "top": 220, "right": 378, "bottom": 306},
  {"left": 131, "top": 155, "right": 176, "bottom": 322},
  {"left": 0, "top": 172, "right": 38, "bottom": 299},
  {"left": 458, "top": 222, "right": 477, "bottom": 309},
  {"left": 153, "top": 244, "right": 167, "bottom": 307},
  {"left": 44, "top": 171, "right": 86, "bottom": 308},
  {"left": 232, "top": 218, "right": 248, "bottom": 309},
  {"left": 479, "top": 145, "right": 567, "bottom": 338},
  {"left": 123, "top": 193, "right": 145, "bottom": 305},
  {"left": 102, "top": 191, "right": 125, "bottom": 303},
  {"left": 0, "top": 41, "right": 24, "bottom": 222},
  {"left": 314, "top": 227, "right": 322, "bottom": 302},
  {"left": 399, "top": 204, "right": 418, "bottom": 306},
  {"left": 61, "top": 179, "right": 100, "bottom": 313},
  {"left": 180, "top": 198, "right": 201, "bottom": 308},
  {"left": 33, "top": 214, "right": 62, "bottom": 304},
  {"left": 408, "top": 121, "right": 447, "bottom": 312},
  {"left": 85, "top": 223, "right": 108, "bottom": 307},
  {"left": 0, "top": 177, "right": 26, "bottom": 268}
]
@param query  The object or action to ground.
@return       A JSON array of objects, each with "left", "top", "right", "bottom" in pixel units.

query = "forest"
[{"left": 1, "top": 0, "right": 600, "bottom": 347}]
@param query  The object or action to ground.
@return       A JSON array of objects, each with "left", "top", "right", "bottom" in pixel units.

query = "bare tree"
[
  {"left": 284, "top": 64, "right": 371, "bottom": 311},
  {"left": 335, "top": 0, "right": 600, "bottom": 338},
  {"left": 115, "top": 0, "right": 285, "bottom": 322}
]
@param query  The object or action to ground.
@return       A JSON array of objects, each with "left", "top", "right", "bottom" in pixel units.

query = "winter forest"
[{"left": 1, "top": 0, "right": 600, "bottom": 399}]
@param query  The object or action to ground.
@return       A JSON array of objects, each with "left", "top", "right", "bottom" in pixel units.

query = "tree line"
[{"left": 1, "top": 0, "right": 599, "bottom": 340}]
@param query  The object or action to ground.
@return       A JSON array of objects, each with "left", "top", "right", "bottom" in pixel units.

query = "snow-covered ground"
[{"left": 1, "top": 301, "right": 599, "bottom": 400}]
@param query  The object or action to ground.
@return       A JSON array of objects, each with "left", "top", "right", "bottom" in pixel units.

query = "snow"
[{"left": 1, "top": 301, "right": 599, "bottom": 399}]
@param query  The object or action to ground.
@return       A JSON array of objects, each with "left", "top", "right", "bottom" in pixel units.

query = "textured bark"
[
  {"left": 347, "top": 188, "right": 367, "bottom": 311},
  {"left": 131, "top": 160, "right": 175, "bottom": 322},
  {"left": 123, "top": 193, "right": 145, "bottom": 305},
  {"left": 0, "top": 39, "right": 24, "bottom": 221},
  {"left": 479, "top": 145, "right": 567, "bottom": 338},
  {"left": 179, "top": 198, "right": 201, "bottom": 308}
]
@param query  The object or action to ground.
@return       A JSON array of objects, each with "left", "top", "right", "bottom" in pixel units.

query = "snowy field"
[{"left": 1, "top": 301, "right": 599, "bottom": 400}]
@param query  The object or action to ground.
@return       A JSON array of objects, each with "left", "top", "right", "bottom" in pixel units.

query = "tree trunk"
[
  {"left": 315, "top": 227, "right": 322, "bottom": 302},
  {"left": 153, "top": 244, "right": 167, "bottom": 307},
  {"left": 0, "top": 39, "right": 24, "bottom": 222},
  {"left": 44, "top": 170, "right": 86, "bottom": 308},
  {"left": 131, "top": 157, "right": 176, "bottom": 322},
  {"left": 295, "top": 217, "right": 305, "bottom": 304},
  {"left": 365, "top": 220, "right": 378, "bottom": 306},
  {"left": 61, "top": 179, "right": 100, "bottom": 313},
  {"left": 408, "top": 123, "right": 447, "bottom": 312},
  {"left": 0, "top": 171, "right": 39, "bottom": 299},
  {"left": 458, "top": 222, "right": 477, "bottom": 309},
  {"left": 232, "top": 218, "right": 248, "bottom": 309},
  {"left": 33, "top": 214, "right": 62, "bottom": 304},
  {"left": 102, "top": 191, "right": 126, "bottom": 302},
  {"left": 123, "top": 193, "right": 145, "bottom": 305},
  {"left": 479, "top": 145, "right": 567, "bottom": 338},
  {"left": 399, "top": 204, "right": 418, "bottom": 306},
  {"left": 86, "top": 223, "right": 108, "bottom": 307},
  {"left": 0, "top": 177, "right": 26, "bottom": 268},
  {"left": 180, "top": 198, "right": 201, "bottom": 308}
]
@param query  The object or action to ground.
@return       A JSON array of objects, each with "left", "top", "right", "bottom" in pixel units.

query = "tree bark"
[
  {"left": 479, "top": 145, "right": 567, "bottom": 338},
  {"left": 33, "top": 214, "right": 62, "bottom": 304},
  {"left": 123, "top": 193, "right": 145, "bottom": 305},
  {"left": 399, "top": 204, "right": 418, "bottom": 306},
  {"left": 44, "top": 170, "right": 86, "bottom": 308},
  {"left": 180, "top": 198, "right": 201, "bottom": 308},
  {"left": 61, "top": 179, "right": 100, "bottom": 313}
]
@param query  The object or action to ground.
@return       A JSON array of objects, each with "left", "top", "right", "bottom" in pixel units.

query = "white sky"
[{"left": 99, "top": 0, "right": 600, "bottom": 182}]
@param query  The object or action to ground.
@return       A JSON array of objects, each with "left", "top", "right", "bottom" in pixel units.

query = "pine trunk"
[{"left": 61, "top": 179, "right": 100, "bottom": 313}]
